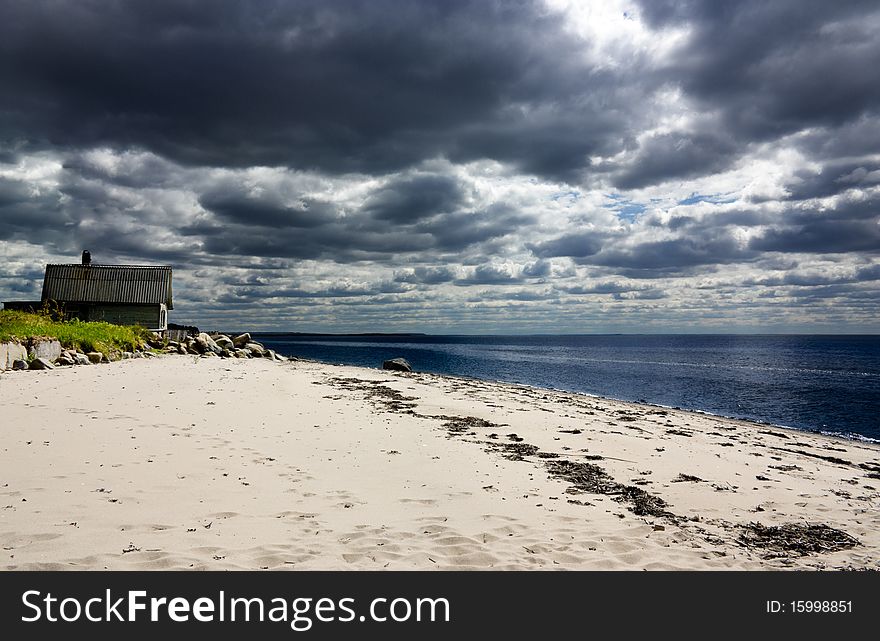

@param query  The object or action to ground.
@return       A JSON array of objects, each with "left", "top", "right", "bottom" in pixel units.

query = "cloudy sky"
[{"left": 1, "top": 0, "right": 879, "bottom": 333}]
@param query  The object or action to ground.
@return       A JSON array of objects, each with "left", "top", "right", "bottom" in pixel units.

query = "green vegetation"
[{"left": 0, "top": 310, "right": 151, "bottom": 356}]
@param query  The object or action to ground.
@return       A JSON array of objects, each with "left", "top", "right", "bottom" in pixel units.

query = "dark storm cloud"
[
  {"left": 61, "top": 152, "right": 181, "bottom": 189},
  {"left": 199, "top": 189, "right": 333, "bottom": 228},
  {"left": 411, "top": 205, "right": 535, "bottom": 252},
  {"left": 0, "top": 176, "right": 70, "bottom": 244},
  {"left": 613, "top": 131, "right": 738, "bottom": 190},
  {"left": 0, "top": 0, "right": 639, "bottom": 180},
  {"left": 528, "top": 226, "right": 748, "bottom": 276},
  {"left": 749, "top": 219, "right": 880, "bottom": 254},
  {"left": 591, "top": 235, "right": 748, "bottom": 272},
  {"left": 527, "top": 232, "right": 604, "bottom": 260},
  {"left": 362, "top": 174, "right": 467, "bottom": 223},
  {"left": 636, "top": 0, "right": 880, "bottom": 140},
  {"left": 656, "top": 208, "right": 769, "bottom": 231},
  {"left": 783, "top": 161, "right": 880, "bottom": 201},
  {"left": 218, "top": 279, "right": 410, "bottom": 303}
]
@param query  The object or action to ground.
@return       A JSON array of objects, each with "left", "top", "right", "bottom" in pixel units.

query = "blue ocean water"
[{"left": 254, "top": 334, "right": 880, "bottom": 442}]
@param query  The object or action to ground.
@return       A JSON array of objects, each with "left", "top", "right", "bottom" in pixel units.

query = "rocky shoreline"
[
  {"left": 164, "top": 331, "right": 286, "bottom": 362},
  {"left": 0, "top": 330, "right": 285, "bottom": 372}
]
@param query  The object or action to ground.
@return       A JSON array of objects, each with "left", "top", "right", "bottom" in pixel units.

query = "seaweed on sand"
[
  {"left": 736, "top": 522, "right": 860, "bottom": 558},
  {"left": 544, "top": 459, "right": 675, "bottom": 519}
]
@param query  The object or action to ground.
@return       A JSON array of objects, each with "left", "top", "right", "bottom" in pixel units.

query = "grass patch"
[{"left": 0, "top": 310, "right": 151, "bottom": 356}]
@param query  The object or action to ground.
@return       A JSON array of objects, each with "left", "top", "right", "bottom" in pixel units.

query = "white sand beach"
[{"left": 2, "top": 356, "right": 878, "bottom": 570}]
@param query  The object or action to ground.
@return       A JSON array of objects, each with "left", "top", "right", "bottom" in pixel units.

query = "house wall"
[{"left": 86, "top": 304, "right": 163, "bottom": 330}]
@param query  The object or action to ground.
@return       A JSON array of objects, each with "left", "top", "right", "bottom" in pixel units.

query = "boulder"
[
  {"left": 232, "top": 333, "right": 251, "bottom": 348},
  {"left": 195, "top": 332, "right": 223, "bottom": 355},
  {"left": 74, "top": 353, "right": 91, "bottom": 365},
  {"left": 86, "top": 352, "right": 103, "bottom": 364},
  {"left": 1, "top": 341, "right": 28, "bottom": 371},
  {"left": 382, "top": 358, "right": 412, "bottom": 372},
  {"left": 29, "top": 357, "right": 55, "bottom": 370},
  {"left": 245, "top": 342, "right": 266, "bottom": 357},
  {"left": 234, "top": 349, "right": 250, "bottom": 358},
  {"left": 215, "top": 335, "right": 234, "bottom": 350},
  {"left": 12, "top": 359, "right": 29, "bottom": 370},
  {"left": 177, "top": 344, "right": 188, "bottom": 355},
  {"left": 28, "top": 339, "right": 62, "bottom": 363},
  {"left": 56, "top": 355, "right": 76, "bottom": 366}
]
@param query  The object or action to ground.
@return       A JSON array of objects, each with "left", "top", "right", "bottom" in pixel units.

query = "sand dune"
[{"left": 2, "top": 355, "right": 878, "bottom": 570}]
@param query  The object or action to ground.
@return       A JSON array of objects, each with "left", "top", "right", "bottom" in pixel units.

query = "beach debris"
[
  {"left": 439, "top": 415, "right": 500, "bottom": 436},
  {"left": 736, "top": 522, "right": 860, "bottom": 557},
  {"left": 382, "top": 357, "right": 413, "bottom": 372},
  {"left": 326, "top": 377, "right": 419, "bottom": 413},
  {"left": 122, "top": 543, "right": 141, "bottom": 554},
  {"left": 859, "top": 462, "right": 880, "bottom": 475},
  {"left": 759, "top": 430, "right": 791, "bottom": 439},
  {"left": 487, "top": 441, "right": 539, "bottom": 461},
  {"left": 772, "top": 447, "right": 852, "bottom": 467},
  {"left": 672, "top": 473, "right": 704, "bottom": 483},
  {"left": 665, "top": 429, "right": 693, "bottom": 437},
  {"left": 544, "top": 459, "right": 675, "bottom": 519}
]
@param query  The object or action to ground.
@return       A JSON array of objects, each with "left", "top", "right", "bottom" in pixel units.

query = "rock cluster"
[
  {"left": 0, "top": 336, "right": 158, "bottom": 371},
  {"left": 1, "top": 330, "right": 285, "bottom": 372},
  {"left": 158, "top": 332, "right": 286, "bottom": 362}
]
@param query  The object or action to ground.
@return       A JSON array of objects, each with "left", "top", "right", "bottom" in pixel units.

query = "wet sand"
[{"left": 2, "top": 355, "right": 878, "bottom": 570}]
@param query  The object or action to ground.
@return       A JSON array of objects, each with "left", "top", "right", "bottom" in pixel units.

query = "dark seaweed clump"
[
  {"left": 441, "top": 415, "right": 500, "bottom": 436},
  {"left": 326, "top": 377, "right": 419, "bottom": 413},
  {"left": 487, "top": 442, "right": 540, "bottom": 461},
  {"left": 736, "top": 522, "right": 860, "bottom": 557},
  {"left": 544, "top": 459, "right": 674, "bottom": 519},
  {"left": 671, "top": 473, "right": 704, "bottom": 483}
]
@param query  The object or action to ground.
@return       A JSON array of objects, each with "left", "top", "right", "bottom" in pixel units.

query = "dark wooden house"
[{"left": 4, "top": 252, "right": 173, "bottom": 332}]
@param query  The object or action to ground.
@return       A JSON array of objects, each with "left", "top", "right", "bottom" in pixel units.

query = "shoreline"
[
  {"left": 2, "top": 354, "right": 879, "bottom": 570},
  {"left": 284, "top": 354, "right": 880, "bottom": 446}
]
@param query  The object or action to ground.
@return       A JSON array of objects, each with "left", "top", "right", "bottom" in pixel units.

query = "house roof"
[{"left": 42, "top": 264, "right": 173, "bottom": 309}]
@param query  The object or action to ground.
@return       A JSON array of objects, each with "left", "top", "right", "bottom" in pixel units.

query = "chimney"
[{"left": 82, "top": 250, "right": 91, "bottom": 266}]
